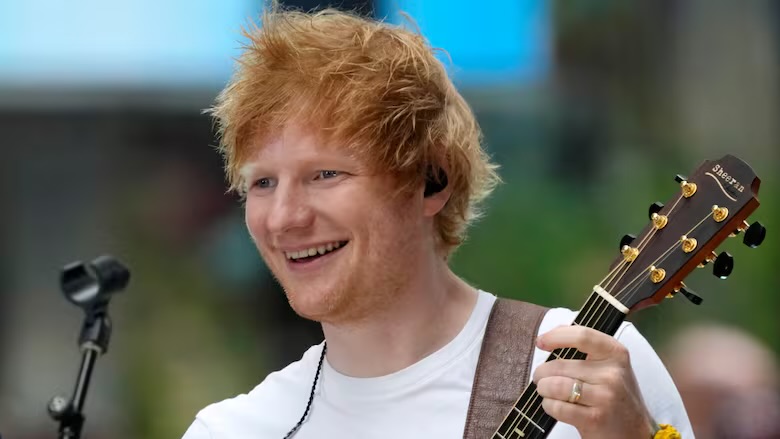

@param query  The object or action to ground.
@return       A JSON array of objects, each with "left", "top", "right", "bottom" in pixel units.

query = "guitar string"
[
  {"left": 499, "top": 227, "right": 658, "bottom": 438},
  {"left": 508, "top": 199, "right": 741, "bottom": 439},
  {"left": 495, "top": 258, "right": 635, "bottom": 438},
  {"left": 499, "top": 256, "right": 644, "bottom": 437},
  {"left": 508, "top": 207, "right": 714, "bottom": 439},
  {"left": 587, "top": 194, "right": 685, "bottom": 327},
  {"left": 606, "top": 210, "right": 716, "bottom": 310},
  {"left": 500, "top": 201, "right": 676, "bottom": 439},
  {"left": 497, "top": 203, "right": 673, "bottom": 438},
  {"left": 507, "top": 207, "right": 714, "bottom": 439},
  {"left": 502, "top": 195, "right": 698, "bottom": 438}
]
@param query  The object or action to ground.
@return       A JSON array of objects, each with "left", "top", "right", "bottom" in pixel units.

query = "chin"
[{"left": 283, "top": 284, "right": 343, "bottom": 322}]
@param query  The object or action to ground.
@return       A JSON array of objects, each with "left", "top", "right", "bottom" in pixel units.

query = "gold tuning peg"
[
  {"left": 730, "top": 220, "right": 751, "bottom": 237},
  {"left": 698, "top": 252, "right": 717, "bottom": 268}
]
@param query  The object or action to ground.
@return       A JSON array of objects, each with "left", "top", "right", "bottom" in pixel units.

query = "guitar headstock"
[{"left": 605, "top": 155, "right": 765, "bottom": 313}]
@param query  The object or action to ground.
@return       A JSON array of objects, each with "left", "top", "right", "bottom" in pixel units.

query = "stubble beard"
[
  {"left": 268, "top": 193, "right": 425, "bottom": 326},
  {"left": 279, "top": 247, "right": 410, "bottom": 326},
  {"left": 273, "top": 222, "right": 419, "bottom": 326}
]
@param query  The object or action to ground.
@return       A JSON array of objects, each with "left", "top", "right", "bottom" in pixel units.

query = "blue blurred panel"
[
  {"left": 0, "top": 0, "right": 260, "bottom": 87},
  {"left": 377, "top": 0, "right": 551, "bottom": 86}
]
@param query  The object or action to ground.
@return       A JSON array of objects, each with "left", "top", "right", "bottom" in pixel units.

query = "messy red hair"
[{"left": 209, "top": 6, "right": 499, "bottom": 256}]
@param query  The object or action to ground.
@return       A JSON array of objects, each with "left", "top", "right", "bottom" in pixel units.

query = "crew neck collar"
[{"left": 319, "top": 290, "right": 496, "bottom": 403}]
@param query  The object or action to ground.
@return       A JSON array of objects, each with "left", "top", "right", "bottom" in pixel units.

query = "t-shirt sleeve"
[
  {"left": 181, "top": 419, "right": 212, "bottom": 439},
  {"left": 615, "top": 323, "right": 695, "bottom": 438}
]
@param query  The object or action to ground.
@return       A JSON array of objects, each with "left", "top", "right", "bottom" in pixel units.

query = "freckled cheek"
[
  {"left": 244, "top": 199, "right": 269, "bottom": 242},
  {"left": 311, "top": 187, "right": 365, "bottom": 219}
]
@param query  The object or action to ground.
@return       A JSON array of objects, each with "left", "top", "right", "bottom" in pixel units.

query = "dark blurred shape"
[
  {"left": 282, "top": 0, "right": 373, "bottom": 15},
  {"left": 665, "top": 324, "right": 780, "bottom": 439},
  {"left": 550, "top": 1, "right": 678, "bottom": 185},
  {"left": 0, "top": 134, "right": 8, "bottom": 387},
  {"left": 713, "top": 390, "right": 780, "bottom": 439}
]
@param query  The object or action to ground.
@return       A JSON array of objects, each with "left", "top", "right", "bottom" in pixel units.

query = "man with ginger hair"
[{"left": 183, "top": 6, "right": 693, "bottom": 439}]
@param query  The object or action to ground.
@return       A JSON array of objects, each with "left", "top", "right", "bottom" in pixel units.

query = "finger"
[
  {"left": 536, "top": 376, "right": 603, "bottom": 407},
  {"left": 533, "top": 358, "right": 610, "bottom": 385},
  {"left": 537, "top": 325, "right": 628, "bottom": 361},
  {"left": 542, "top": 397, "right": 601, "bottom": 430},
  {"left": 533, "top": 358, "right": 589, "bottom": 383}
]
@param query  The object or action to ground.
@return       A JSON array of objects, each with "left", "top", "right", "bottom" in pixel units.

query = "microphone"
[
  {"left": 49, "top": 255, "right": 131, "bottom": 439},
  {"left": 61, "top": 255, "right": 130, "bottom": 310}
]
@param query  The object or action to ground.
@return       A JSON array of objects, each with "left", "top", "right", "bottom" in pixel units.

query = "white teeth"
[{"left": 285, "top": 241, "right": 345, "bottom": 260}]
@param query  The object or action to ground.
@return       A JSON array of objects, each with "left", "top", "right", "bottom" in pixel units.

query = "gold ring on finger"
[{"left": 568, "top": 380, "right": 583, "bottom": 404}]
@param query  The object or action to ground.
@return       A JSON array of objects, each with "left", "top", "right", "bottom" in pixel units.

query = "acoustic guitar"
[{"left": 492, "top": 154, "right": 766, "bottom": 439}]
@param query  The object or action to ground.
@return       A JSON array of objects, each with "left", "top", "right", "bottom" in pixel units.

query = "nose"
[{"left": 265, "top": 183, "right": 315, "bottom": 234}]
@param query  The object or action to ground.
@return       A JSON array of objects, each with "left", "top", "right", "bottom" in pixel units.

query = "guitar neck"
[
  {"left": 485, "top": 154, "right": 764, "bottom": 438},
  {"left": 490, "top": 292, "right": 627, "bottom": 439}
]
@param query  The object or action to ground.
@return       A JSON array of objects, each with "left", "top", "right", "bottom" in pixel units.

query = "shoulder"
[{"left": 185, "top": 343, "right": 324, "bottom": 438}]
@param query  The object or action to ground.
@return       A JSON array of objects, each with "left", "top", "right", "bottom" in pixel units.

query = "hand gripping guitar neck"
[{"left": 491, "top": 155, "right": 765, "bottom": 439}]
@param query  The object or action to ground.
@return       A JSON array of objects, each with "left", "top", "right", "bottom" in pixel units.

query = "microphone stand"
[{"left": 47, "top": 256, "right": 130, "bottom": 439}]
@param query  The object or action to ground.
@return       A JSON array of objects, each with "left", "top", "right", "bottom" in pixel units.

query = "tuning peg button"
[
  {"left": 619, "top": 234, "right": 636, "bottom": 252},
  {"left": 675, "top": 174, "right": 687, "bottom": 183},
  {"left": 743, "top": 221, "right": 766, "bottom": 248},
  {"left": 712, "top": 251, "right": 734, "bottom": 279},
  {"left": 648, "top": 202, "right": 664, "bottom": 220},
  {"left": 679, "top": 286, "right": 703, "bottom": 305}
]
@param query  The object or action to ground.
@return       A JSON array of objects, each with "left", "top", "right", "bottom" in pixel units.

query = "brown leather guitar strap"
[{"left": 463, "top": 298, "right": 549, "bottom": 439}]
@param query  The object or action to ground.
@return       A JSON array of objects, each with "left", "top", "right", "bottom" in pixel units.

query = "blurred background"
[{"left": 1, "top": 0, "right": 778, "bottom": 438}]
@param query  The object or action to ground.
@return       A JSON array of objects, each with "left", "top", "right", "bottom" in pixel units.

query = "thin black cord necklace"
[{"left": 283, "top": 342, "right": 327, "bottom": 439}]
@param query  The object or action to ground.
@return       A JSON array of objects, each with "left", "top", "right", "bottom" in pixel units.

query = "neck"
[{"left": 321, "top": 264, "right": 477, "bottom": 378}]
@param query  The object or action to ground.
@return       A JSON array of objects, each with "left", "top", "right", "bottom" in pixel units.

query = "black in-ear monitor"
[{"left": 424, "top": 167, "right": 448, "bottom": 197}]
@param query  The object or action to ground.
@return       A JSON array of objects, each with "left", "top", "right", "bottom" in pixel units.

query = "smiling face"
[{"left": 243, "top": 123, "right": 435, "bottom": 324}]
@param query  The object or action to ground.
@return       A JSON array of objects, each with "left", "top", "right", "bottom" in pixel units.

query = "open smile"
[{"left": 284, "top": 240, "right": 349, "bottom": 265}]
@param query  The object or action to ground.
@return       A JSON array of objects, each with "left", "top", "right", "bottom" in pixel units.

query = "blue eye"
[
  {"left": 254, "top": 177, "right": 274, "bottom": 189},
  {"left": 317, "top": 170, "right": 340, "bottom": 179}
]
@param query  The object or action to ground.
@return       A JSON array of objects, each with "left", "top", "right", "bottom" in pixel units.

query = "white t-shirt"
[{"left": 182, "top": 291, "right": 694, "bottom": 438}]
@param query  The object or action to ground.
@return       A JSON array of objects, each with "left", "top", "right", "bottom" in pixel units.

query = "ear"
[{"left": 422, "top": 167, "right": 451, "bottom": 217}]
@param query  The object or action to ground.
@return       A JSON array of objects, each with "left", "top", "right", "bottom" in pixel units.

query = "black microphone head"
[
  {"left": 60, "top": 255, "right": 130, "bottom": 308},
  {"left": 91, "top": 255, "right": 130, "bottom": 294}
]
